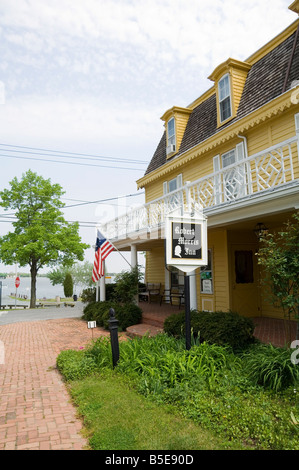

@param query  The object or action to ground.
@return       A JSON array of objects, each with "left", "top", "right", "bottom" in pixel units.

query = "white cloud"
[
  {"left": 0, "top": 94, "right": 162, "bottom": 155},
  {"left": 1, "top": 1, "right": 293, "bottom": 68}
]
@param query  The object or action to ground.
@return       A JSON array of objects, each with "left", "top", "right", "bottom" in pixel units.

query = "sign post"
[
  {"left": 15, "top": 276, "right": 20, "bottom": 308},
  {"left": 165, "top": 208, "right": 208, "bottom": 350},
  {"left": 88, "top": 320, "right": 97, "bottom": 339}
]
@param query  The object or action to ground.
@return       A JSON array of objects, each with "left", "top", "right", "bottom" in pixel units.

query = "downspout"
[
  {"left": 282, "top": 22, "right": 299, "bottom": 93},
  {"left": 238, "top": 134, "right": 252, "bottom": 195},
  {"left": 237, "top": 134, "right": 249, "bottom": 159}
]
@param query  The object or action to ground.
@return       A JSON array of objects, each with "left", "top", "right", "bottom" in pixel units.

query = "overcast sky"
[{"left": 0, "top": 0, "right": 296, "bottom": 274}]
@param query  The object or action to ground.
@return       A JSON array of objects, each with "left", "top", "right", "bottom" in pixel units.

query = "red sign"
[{"left": 15, "top": 277, "right": 20, "bottom": 289}]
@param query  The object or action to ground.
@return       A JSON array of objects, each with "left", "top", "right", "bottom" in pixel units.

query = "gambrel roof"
[{"left": 145, "top": 25, "right": 299, "bottom": 177}]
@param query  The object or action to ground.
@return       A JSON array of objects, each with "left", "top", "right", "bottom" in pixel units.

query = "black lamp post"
[{"left": 108, "top": 308, "right": 120, "bottom": 368}]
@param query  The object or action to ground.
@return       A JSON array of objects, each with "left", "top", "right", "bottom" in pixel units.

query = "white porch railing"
[{"left": 101, "top": 137, "right": 298, "bottom": 241}]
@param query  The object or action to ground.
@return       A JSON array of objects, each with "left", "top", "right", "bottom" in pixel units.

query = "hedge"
[
  {"left": 164, "top": 310, "right": 255, "bottom": 350},
  {"left": 82, "top": 301, "right": 142, "bottom": 331}
]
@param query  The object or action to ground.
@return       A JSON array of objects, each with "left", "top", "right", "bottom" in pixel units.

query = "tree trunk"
[{"left": 30, "top": 262, "right": 37, "bottom": 308}]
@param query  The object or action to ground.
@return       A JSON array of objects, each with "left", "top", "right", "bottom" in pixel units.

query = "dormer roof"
[{"left": 141, "top": 18, "right": 299, "bottom": 179}]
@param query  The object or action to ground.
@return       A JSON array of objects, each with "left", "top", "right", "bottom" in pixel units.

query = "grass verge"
[
  {"left": 57, "top": 334, "right": 299, "bottom": 450},
  {"left": 69, "top": 372, "right": 243, "bottom": 450}
]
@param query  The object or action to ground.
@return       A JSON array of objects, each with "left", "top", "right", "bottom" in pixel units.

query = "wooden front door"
[{"left": 231, "top": 244, "right": 260, "bottom": 317}]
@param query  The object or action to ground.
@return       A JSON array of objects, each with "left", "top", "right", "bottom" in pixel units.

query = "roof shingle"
[{"left": 144, "top": 28, "right": 299, "bottom": 176}]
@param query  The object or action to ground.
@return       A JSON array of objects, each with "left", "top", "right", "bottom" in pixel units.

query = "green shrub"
[
  {"left": 56, "top": 349, "right": 98, "bottom": 381},
  {"left": 164, "top": 310, "right": 255, "bottom": 350},
  {"left": 241, "top": 343, "right": 299, "bottom": 391},
  {"left": 102, "top": 303, "right": 142, "bottom": 331},
  {"left": 82, "top": 301, "right": 142, "bottom": 331},
  {"left": 113, "top": 267, "right": 142, "bottom": 303},
  {"left": 106, "top": 283, "right": 117, "bottom": 301},
  {"left": 81, "top": 287, "right": 96, "bottom": 303},
  {"left": 63, "top": 272, "right": 73, "bottom": 298}
]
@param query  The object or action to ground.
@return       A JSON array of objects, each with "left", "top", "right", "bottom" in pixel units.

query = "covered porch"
[{"left": 127, "top": 301, "right": 298, "bottom": 348}]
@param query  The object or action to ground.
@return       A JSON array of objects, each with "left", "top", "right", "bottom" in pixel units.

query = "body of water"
[{"left": 0, "top": 277, "right": 66, "bottom": 304}]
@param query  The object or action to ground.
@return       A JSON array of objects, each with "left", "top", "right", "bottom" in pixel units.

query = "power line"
[
  {"left": 0, "top": 153, "right": 145, "bottom": 171},
  {"left": 0, "top": 143, "right": 149, "bottom": 164},
  {"left": 63, "top": 192, "right": 144, "bottom": 208},
  {"left": 0, "top": 147, "right": 147, "bottom": 166},
  {"left": 0, "top": 192, "right": 144, "bottom": 213}
]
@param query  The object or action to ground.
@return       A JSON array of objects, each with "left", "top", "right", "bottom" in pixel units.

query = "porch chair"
[
  {"left": 160, "top": 286, "right": 185, "bottom": 309},
  {"left": 138, "top": 282, "right": 162, "bottom": 303}
]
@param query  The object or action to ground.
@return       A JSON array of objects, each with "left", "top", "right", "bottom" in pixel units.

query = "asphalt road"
[{"left": 0, "top": 302, "right": 85, "bottom": 325}]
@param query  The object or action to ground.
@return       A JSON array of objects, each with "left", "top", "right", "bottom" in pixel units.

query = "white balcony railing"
[{"left": 101, "top": 137, "right": 298, "bottom": 241}]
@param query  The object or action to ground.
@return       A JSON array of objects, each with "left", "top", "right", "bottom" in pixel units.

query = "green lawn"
[
  {"left": 57, "top": 334, "right": 299, "bottom": 450},
  {"left": 69, "top": 373, "right": 243, "bottom": 450}
]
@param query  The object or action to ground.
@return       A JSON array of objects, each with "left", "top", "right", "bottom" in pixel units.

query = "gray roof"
[{"left": 145, "top": 29, "right": 299, "bottom": 176}]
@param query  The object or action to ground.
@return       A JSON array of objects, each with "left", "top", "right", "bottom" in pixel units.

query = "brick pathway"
[{"left": 0, "top": 318, "right": 111, "bottom": 450}]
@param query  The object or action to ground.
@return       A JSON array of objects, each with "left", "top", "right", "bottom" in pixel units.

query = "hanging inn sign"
[
  {"left": 165, "top": 208, "right": 208, "bottom": 273},
  {"left": 165, "top": 208, "right": 208, "bottom": 351}
]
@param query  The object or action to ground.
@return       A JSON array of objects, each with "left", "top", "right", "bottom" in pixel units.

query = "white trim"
[
  {"left": 213, "top": 155, "right": 221, "bottom": 205},
  {"left": 102, "top": 136, "right": 298, "bottom": 243},
  {"left": 167, "top": 88, "right": 296, "bottom": 166},
  {"left": 163, "top": 181, "right": 168, "bottom": 195},
  {"left": 218, "top": 73, "right": 233, "bottom": 123},
  {"left": 167, "top": 117, "right": 176, "bottom": 147}
]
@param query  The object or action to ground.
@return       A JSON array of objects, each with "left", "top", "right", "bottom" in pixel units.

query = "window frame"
[
  {"left": 167, "top": 117, "right": 176, "bottom": 147},
  {"left": 218, "top": 73, "right": 232, "bottom": 123}
]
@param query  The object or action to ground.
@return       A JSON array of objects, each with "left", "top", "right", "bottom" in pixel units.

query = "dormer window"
[
  {"left": 167, "top": 118, "right": 176, "bottom": 155},
  {"left": 218, "top": 74, "right": 232, "bottom": 123}
]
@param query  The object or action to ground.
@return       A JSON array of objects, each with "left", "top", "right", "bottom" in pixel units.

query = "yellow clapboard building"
[{"left": 101, "top": 1, "right": 299, "bottom": 320}]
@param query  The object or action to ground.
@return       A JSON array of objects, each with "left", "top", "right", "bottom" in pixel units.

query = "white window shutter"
[
  {"left": 163, "top": 181, "right": 168, "bottom": 195},
  {"left": 213, "top": 155, "right": 221, "bottom": 204},
  {"left": 295, "top": 113, "right": 299, "bottom": 133},
  {"left": 236, "top": 142, "right": 245, "bottom": 161},
  {"left": 236, "top": 142, "right": 247, "bottom": 197},
  {"left": 213, "top": 155, "right": 220, "bottom": 171},
  {"left": 177, "top": 173, "right": 183, "bottom": 188}
]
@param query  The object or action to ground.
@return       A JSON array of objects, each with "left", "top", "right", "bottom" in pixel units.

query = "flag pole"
[{"left": 112, "top": 244, "right": 132, "bottom": 268}]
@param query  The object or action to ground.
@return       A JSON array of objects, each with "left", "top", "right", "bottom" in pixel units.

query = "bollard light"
[{"left": 108, "top": 308, "right": 120, "bottom": 368}]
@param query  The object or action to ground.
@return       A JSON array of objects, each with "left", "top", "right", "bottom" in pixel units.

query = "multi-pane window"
[
  {"left": 168, "top": 177, "right": 177, "bottom": 193},
  {"left": 218, "top": 74, "right": 232, "bottom": 122},
  {"left": 167, "top": 118, "right": 175, "bottom": 146}
]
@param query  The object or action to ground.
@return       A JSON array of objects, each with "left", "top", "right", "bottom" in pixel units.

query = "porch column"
[
  {"left": 164, "top": 266, "right": 170, "bottom": 303},
  {"left": 100, "top": 260, "right": 106, "bottom": 301},
  {"left": 131, "top": 244, "right": 137, "bottom": 269},
  {"left": 188, "top": 270, "right": 197, "bottom": 311},
  {"left": 131, "top": 244, "right": 138, "bottom": 304}
]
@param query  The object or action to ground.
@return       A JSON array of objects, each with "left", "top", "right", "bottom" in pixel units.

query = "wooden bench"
[
  {"left": 138, "top": 283, "right": 161, "bottom": 303},
  {"left": 160, "top": 287, "right": 185, "bottom": 308},
  {"left": 7, "top": 304, "right": 28, "bottom": 309}
]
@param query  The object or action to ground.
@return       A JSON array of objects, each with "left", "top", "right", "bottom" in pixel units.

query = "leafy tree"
[
  {"left": 63, "top": 272, "right": 73, "bottom": 298},
  {"left": 48, "top": 260, "right": 94, "bottom": 292},
  {"left": 257, "top": 211, "right": 299, "bottom": 342},
  {"left": 48, "top": 266, "right": 69, "bottom": 287},
  {"left": 0, "top": 170, "right": 89, "bottom": 307},
  {"left": 71, "top": 261, "right": 94, "bottom": 290}
]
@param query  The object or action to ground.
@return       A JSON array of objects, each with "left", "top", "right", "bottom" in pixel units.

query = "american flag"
[{"left": 92, "top": 230, "right": 115, "bottom": 282}]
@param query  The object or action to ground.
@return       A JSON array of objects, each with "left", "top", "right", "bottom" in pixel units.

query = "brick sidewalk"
[{"left": 0, "top": 318, "right": 111, "bottom": 450}]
